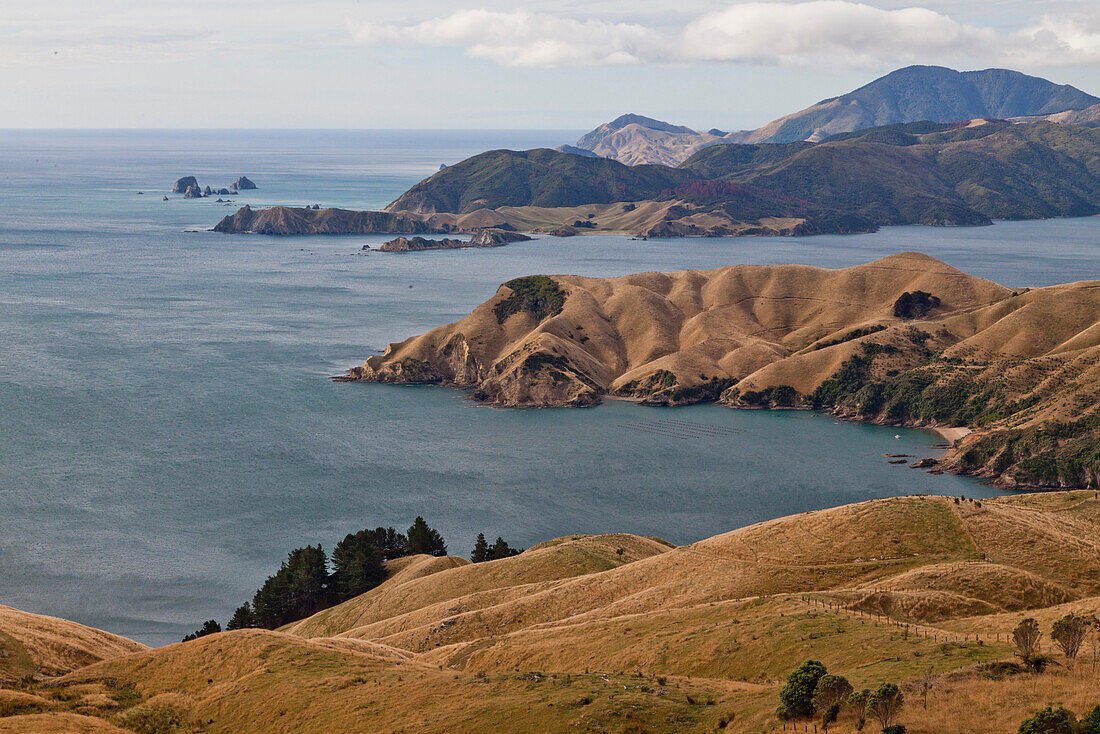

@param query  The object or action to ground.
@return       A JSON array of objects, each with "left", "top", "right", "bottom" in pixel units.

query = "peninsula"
[{"left": 343, "top": 253, "right": 1100, "bottom": 489}]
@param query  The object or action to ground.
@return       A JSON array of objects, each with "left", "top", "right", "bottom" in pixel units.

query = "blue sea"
[{"left": 2, "top": 130, "right": 1098, "bottom": 646}]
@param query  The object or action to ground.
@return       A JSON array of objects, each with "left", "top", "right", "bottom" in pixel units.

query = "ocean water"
[{"left": 2, "top": 130, "right": 1098, "bottom": 647}]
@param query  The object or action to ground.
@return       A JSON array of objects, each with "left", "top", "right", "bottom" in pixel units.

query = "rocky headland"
[
  {"left": 342, "top": 253, "right": 1100, "bottom": 488},
  {"left": 379, "top": 229, "right": 531, "bottom": 252}
]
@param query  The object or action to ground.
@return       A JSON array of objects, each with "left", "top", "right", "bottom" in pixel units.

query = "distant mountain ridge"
[
  {"left": 570, "top": 65, "right": 1100, "bottom": 165},
  {"left": 218, "top": 119, "right": 1100, "bottom": 238}
]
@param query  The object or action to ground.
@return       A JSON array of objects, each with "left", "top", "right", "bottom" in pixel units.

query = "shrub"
[
  {"left": 1023, "top": 654, "right": 1056, "bottom": 673},
  {"left": 1014, "top": 618, "right": 1043, "bottom": 659},
  {"left": 1080, "top": 705, "right": 1100, "bottom": 734},
  {"left": 1018, "top": 706, "right": 1077, "bottom": 734},
  {"left": 493, "top": 275, "right": 566, "bottom": 323},
  {"left": 893, "top": 291, "right": 940, "bottom": 319},
  {"left": 121, "top": 704, "right": 190, "bottom": 734},
  {"left": 866, "top": 682, "right": 904, "bottom": 731},
  {"left": 978, "top": 661, "right": 1025, "bottom": 680}
]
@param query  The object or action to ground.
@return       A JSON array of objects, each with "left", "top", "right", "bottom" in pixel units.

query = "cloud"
[
  {"left": 352, "top": 9, "right": 669, "bottom": 67},
  {"left": 1010, "top": 11, "right": 1100, "bottom": 66},
  {"left": 681, "top": 2, "right": 994, "bottom": 67},
  {"left": 350, "top": 1, "right": 1100, "bottom": 69}
]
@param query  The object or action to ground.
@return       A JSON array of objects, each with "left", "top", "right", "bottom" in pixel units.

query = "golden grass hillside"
[
  {"left": 346, "top": 252, "right": 1009, "bottom": 405},
  {"left": 0, "top": 606, "right": 145, "bottom": 683},
  {"left": 344, "top": 253, "right": 1100, "bottom": 487},
  {"left": 5, "top": 492, "right": 1100, "bottom": 732}
]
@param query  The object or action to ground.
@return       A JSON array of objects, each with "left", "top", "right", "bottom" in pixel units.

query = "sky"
[{"left": 2, "top": 0, "right": 1099, "bottom": 130}]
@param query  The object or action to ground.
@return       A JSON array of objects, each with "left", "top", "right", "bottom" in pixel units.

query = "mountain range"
[{"left": 568, "top": 65, "right": 1100, "bottom": 166}]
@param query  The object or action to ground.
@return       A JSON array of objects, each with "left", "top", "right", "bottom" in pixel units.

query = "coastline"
[{"left": 933, "top": 425, "right": 973, "bottom": 443}]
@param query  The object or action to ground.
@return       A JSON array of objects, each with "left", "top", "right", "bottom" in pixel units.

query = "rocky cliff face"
[
  {"left": 172, "top": 176, "right": 198, "bottom": 193},
  {"left": 378, "top": 229, "right": 532, "bottom": 252},
  {"left": 212, "top": 205, "right": 443, "bottom": 235}
]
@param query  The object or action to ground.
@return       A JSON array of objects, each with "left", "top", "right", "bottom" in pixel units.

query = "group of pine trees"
[
  {"left": 184, "top": 520, "right": 527, "bottom": 642},
  {"left": 182, "top": 517, "right": 447, "bottom": 640},
  {"left": 469, "top": 533, "right": 522, "bottom": 563}
]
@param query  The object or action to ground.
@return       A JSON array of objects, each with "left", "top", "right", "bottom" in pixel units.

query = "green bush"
[
  {"left": 1018, "top": 706, "right": 1077, "bottom": 734},
  {"left": 493, "top": 276, "right": 566, "bottom": 323},
  {"left": 1080, "top": 705, "right": 1100, "bottom": 734},
  {"left": 893, "top": 291, "right": 940, "bottom": 319}
]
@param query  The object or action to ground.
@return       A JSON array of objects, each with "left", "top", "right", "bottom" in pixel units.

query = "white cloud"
[
  {"left": 351, "top": 9, "right": 669, "bottom": 67},
  {"left": 1010, "top": 11, "right": 1100, "bottom": 66},
  {"left": 350, "top": 1, "right": 1100, "bottom": 69},
  {"left": 681, "top": 2, "right": 995, "bottom": 67}
]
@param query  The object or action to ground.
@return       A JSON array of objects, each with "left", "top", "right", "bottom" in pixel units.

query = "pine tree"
[
  {"left": 251, "top": 544, "right": 332, "bottom": 628},
  {"left": 471, "top": 533, "right": 489, "bottom": 563},
  {"left": 488, "top": 537, "right": 522, "bottom": 560},
  {"left": 182, "top": 619, "right": 221, "bottom": 642},
  {"left": 226, "top": 603, "right": 256, "bottom": 630},
  {"left": 366, "top": 526, "right": 408, "bottom": 560},
  {"left": 331, "top": 530, "right": 386, "bottom": 601},
  {"left": 406, "top": 517, "right": 447, "bottom": 557}
]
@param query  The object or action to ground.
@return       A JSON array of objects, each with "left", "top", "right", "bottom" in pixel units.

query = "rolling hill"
[
  {"left": 343, "top": 253, "right": 1100, "bottom": 488},
  {"left": 3, "top": 492, "right": 1100, "bottom": 732}
]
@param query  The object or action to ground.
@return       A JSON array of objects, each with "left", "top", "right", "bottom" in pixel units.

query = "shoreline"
[{"left": 932, "top": 426, "right": 972, "bottom": 443}]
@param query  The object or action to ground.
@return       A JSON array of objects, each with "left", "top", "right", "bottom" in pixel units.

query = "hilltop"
[
  {"left": 344, "top": 253, "right": 1100, "bottom": 488},
  {"left": 3, "top": 492, "right": 1099, "bottom": 732},
  {"left": 569, "top": 65, "right": 1100, "bottom": 165}
]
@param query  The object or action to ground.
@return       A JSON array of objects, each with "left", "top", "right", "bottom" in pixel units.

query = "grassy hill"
[
  {"left": 3, "top": 493, "right": 1100, "bottom": 732},
  {"left": 385, "top": 148, "right": 687, "bottom": 215},
  {"left": 344, "top": 252, "right": 1100, "bottom": 487}
]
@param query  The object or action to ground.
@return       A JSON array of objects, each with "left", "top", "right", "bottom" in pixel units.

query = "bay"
[{"left": 1, "top": 130, "right": 1096, "bottom": 645}]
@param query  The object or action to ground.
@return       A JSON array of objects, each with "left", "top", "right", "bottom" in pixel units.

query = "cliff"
[{"left": 212, "top": 205, "right": 444, "bottom": 235}]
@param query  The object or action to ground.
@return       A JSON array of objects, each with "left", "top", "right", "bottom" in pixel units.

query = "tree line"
[{"left": 183, "top": 519, "right": 523, "bottom": 641}]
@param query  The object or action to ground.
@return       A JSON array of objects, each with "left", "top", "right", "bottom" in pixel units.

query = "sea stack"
[
  {"left": 183, "top": 185, "right": 204, "bottom": 199},
  {"left": 172, "top": 176, "right": 198, "bottom": 194},
  {"left": 232, "top": 176, "right": 257, "bottom": 190}
]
